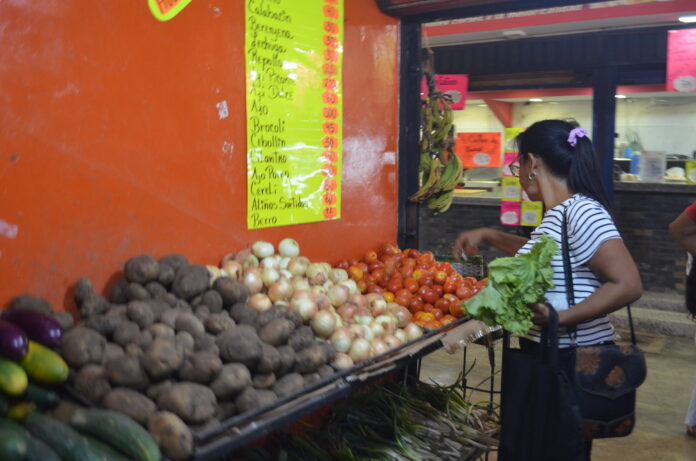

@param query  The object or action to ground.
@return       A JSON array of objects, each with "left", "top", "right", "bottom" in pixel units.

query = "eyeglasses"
[{"left": 509, "top": 162, "right": 520, "bottom": 177}]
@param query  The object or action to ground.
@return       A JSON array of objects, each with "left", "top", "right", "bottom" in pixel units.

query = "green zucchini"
[
  {"left": 0, "top": 418, "right": 61, "bottom": 461},
  {"left": 19, "top": 341, "right": 69, "bottom": 385},
  {"left": 0, "top": 358, "right": 28, "bottom": 395},
  {"left": 0, "top": 427, "right": 28, "bottom": 461},
  {"left": 23, "top": 382, "right": 60, "bottom": 406},
  {"left": 70, "top": 408, "right": 161, "bottom": 461},
  {"left": 84, "top": 435, "right": 132, "bottom": 461},
  {"left": 24, "top": 411, "right": 101, "bottom": 461}
]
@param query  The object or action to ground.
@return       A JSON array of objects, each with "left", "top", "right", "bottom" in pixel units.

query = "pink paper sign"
[
  {"left": 500, "top": 201, "right": 521, "bottom": 226},
  {"left": 420, "top": 74, "right": 469, "bottom": 109},
  {"left": 667, "top": 29, "right": 696, "bottom": 93}
]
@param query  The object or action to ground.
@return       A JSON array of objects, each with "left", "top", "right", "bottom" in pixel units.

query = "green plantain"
[
  {"left": 437, "top": 153, "right": 464, "bottom": 193},
  {"left": 410, "top": 158, "right": 443, "bottom": 202},
  {"left": 427, "top": 189, "right": 455, "bottom": 215}
]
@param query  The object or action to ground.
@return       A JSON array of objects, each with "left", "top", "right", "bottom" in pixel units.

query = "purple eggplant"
[
  {"left": 2, "top": 309, "right": 63, "bottom": 348},
  {"left": 0, "top": 319, "right": 29, "bottom": 360}
]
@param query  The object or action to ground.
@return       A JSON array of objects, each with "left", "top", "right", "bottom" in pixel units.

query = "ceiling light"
[
  {"left": 529, "top": 98, "right": 543, "bottom": 102},
  {"left": 678, "top": 15, "right": 696, "bottom": 23},
  {"left": 615, "top": 94, "right": 627, "bottom": 99},
  {"left": 477, "top": 104, "right": 487, "bottom": 107}
]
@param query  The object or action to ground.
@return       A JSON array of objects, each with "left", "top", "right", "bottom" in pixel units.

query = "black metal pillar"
[
  {"left": 591, "top": 66, "right": 618, "bottom": 204},
  {"left": 397, "top": 19, "right": 422, "bottom": 250}
]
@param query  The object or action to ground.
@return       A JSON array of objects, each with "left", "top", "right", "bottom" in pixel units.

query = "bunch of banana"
[{"left": 410, "top": 91, "right": 464, "bottom": 214}]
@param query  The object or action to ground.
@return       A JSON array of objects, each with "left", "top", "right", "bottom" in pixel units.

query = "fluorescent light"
[
  {"left": 678, "top": 15, "right": 696, "bottom": 23},
  {"left": 615, "top": 94, "right": 627, "bottom": 99},
  {"left": 529, "top": 98, "right": 543, "bottom": 102},
  {"left": 477, "top": 104, "right": 487, "bottom": 107}
]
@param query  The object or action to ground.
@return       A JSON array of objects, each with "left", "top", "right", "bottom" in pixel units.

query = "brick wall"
[{"left": 419, "top": 191, "right": 696, "bottom": 293}]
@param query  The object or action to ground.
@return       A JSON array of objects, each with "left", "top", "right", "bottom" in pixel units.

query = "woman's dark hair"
[{"left": 516, "top": 119, "right": 610, "bottom": 209}]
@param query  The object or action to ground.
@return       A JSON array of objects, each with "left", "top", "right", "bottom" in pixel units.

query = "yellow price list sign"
[{"left": 245, "top": 0, "right": 344, "bottom": 229}]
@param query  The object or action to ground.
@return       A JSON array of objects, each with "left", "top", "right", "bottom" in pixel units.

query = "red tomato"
[
  {"left": 434, "top": 271, "right": 448, "bottom": 285},
  {"left": 348, "top": 265, "right": 364, "bottom": 281},
  {"left": 422, "top": 304, "right": 436, "bottom": 314},
  {"left": 432, "top": 309, "right": 443, "bottom": 320},
  {"left": 357, "top": 262, "right": 369, "bottom": 273},
  {"left": 371, "top": 268, "right": 385, "bottom": 284},
  {"left": 456, "top": 284, "right": 472, "bottom": 300},
  {"left": 449, "top": 302, "right": 464, "bottom": 318},
  {"left": 383, "top": 291, "right": 395, "bottom": 303},
  {"left": 421, "top": 276, "right": 434, "bottom": 288},
  {"left": 409, "top": 296, "right": 424, "bottom": 314},
  {"left": 411, "top": 269, "right": 423, "bottom": 281},
  {"left": 432, "top": 284, "right": 444, "bottom": 298},
  {"left": 434, "top": 297, "right": 450, "bottom": 314},
  {"left": 368, "top": 284, "right": 384, "bottom": 294},
  {"left": 363, "top": 250, "right": 378, "bottom": 264},
  {"left": 404, "top": 277, "right": 419, "bottom": 293},
  {"left": 413, "top": 311, "right": 435, "bottom": 322},
  {"left": 416, "top": 251, "right": 435, "bottom": 266},
  {"left": 368, "top": 261, "right": 384, "bottom": 272},
  {"left": 443, "top": 280, "right": 457, "bottom": 294},
  {"left": 402, "top": 258, "right": 417, "bottom": 269},
  {"left": 379, "top": 243, "right": 400, "bottom": 257},
  {"left": 363, "top": 273, "right": 376, "bottom": 285},
  {"left": 387, "top": 279, "right": 403, "bottom": 293},
  {"left": 400, "top": 266, "right": 414, "bottom": 279},
  {"left": 422, "top": 288, "right": 439, "bottom": 304},
  {"left": 357, "top": 279, "right": 367, "bottom": 293},
  {"left": 404, "top": 248, "right": 421, "bottom": 259},
  {"left": 441, "top": 314, "right": 457, "bottom": 325}
]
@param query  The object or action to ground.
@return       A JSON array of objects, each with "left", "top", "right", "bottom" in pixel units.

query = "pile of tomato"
[{"left": 335, "top": 243, "right": 488, "bottom": 330}]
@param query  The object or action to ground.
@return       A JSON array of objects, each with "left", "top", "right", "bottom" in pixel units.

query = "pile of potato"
[{"left": 60, "top": 253, "right": 336, "bottom": 460}]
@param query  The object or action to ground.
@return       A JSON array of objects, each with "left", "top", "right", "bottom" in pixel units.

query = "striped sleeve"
[{"left": 566, "top": 200, "right": 621, "bottom": 266}]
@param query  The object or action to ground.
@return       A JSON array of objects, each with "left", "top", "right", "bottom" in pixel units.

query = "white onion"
[
  {"left": 242, "top": 270, "right": 263, "bottom": 294},
  {"left": 374, "top": 314, "right": 397, "bottom": 333},
  {"left": 384, "top": 334, "right": 402, "bottom": 350},
  {"left": 404, "top": 323, "right": 423, "bottom": 342},
  {"left": 329, "top": 327, "right": 353, "bottom": 353},
  {"left": 327, "top": 284, "right": 349, "bottom": 307},
  {"left": 337, "top": 303, "right": 357, "bottom": 323},
  {"left": 249, "top": 293, "right": 272, "bottom": 312},
  {"left": 222, "top": 260, "right": 242, "bottom": 280},
  {"left": 354, "top": 306, "right": 373, "bottom": 326},
  {"left": 371, "top": 339, "right": 389, "bottom": 357},
  {"left": 221, "top": 251, "right": 236, "bottom": 266},
  {"left": 287, "top": 256, "right": 310, "bottom": 277},
  {"left": 349, "top": 324, "right": 374, "bottom": 342},
  {"left": 206, "top": 265, "right": 223, "bottom": 286},
  {"left": 370, "top": 321, "right": 385, "bottom": 337},
  {"left": 349, "top": 338, "right": 371, "bottom": 362},
  {"left": 279, "top": 257, "right": 291, "bottom": 269},
  {"left": 290, "top": 292, "right": 318, "bottom": 322},
  {"left": 259, "top": 256, "right": 279, "bottom": 270},
  {"left": 367, "top": 295, "right": 388, "bottom": 316},
  {"left": 291, "top": 276, "right": 311, "bottom": 292},
  {"left": 279, "top": 269, "right": 293, "bottom": 280},
  {"left": 310, "top": 284, "right": 327, "bottom": 297},
  {"left": 312, "top": 310, "right": 337, "bottom": 338},
  {"left": 329, "top": 268, "right": 349, "bottom": 283},
  {"left": 348, "top": 293, "right": 368, "bottom": 310},
  {"left": 307, "top": 263, "right": 328, "bottom": 286},
  {"left": 268, "top": 279, "right": 293, "bottom": 303},
  {"left": 315, "top": 293, "right": 331, "bottom": 311},
  {"left": 394, "top": 329, "right": 407, "bottom": 344},
  {"left": 391, "top": 305, "right": 412, "bottom": 328},
  {"left": 234, "top": 248, "right": 252, "bottom": 263},
  {"left": 242, "top": 254, "right": 259, "bottom": 269},
  {"left": 332, "top": 353, "right": 354, "bottom": 370},
  {"left": 261, "top": 267, "right": 280, "bottom": 288},
  {"left": 252, "top": 241, "right": 275, "bottom": 259},
  {"left": 278, "top": 238, "right": 300, "bottom": 258},
  {"left": 274, "top": 300, "right": 289, "bottom": 308},
  {"left": 338, "top": 279, "right": 359, "bottom": 295}
]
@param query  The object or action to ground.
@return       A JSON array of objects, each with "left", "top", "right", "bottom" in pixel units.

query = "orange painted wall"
[{"left": 0, "top": 1, "right": 400, "bottom": 312}]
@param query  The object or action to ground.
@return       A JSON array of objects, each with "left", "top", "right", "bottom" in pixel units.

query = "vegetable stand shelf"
[{"left": 188, "top": 317, "right": 474, "bottom": 460}]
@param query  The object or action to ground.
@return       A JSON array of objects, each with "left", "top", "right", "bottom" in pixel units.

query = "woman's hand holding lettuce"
[{"left": 463, "top": 235, "right": 558, "bottom": 335}]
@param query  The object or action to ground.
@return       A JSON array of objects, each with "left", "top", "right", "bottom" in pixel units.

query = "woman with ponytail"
[
  {"left": 668, "top": 203, "right": 696, "bottom": 437},
  {"left": 453, "top": 119, "right": 643, "bottom": 459}
]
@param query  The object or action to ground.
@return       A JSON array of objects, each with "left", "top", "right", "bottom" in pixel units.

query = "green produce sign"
[{"left": 245, "top": 0, "right": 343, "bottom": 229}]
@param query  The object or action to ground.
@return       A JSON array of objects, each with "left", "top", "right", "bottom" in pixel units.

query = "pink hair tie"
[{"left": 567, "top": 127, "right": 587, "bottom": 147}]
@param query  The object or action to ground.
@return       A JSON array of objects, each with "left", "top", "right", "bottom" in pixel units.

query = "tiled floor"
[{"left": 419, "top": 329, "right": 696, "bottom": 461}]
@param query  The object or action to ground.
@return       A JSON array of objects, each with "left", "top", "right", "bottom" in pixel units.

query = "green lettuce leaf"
[{"left": 462, "top": 234, "right": 559, "bottom": 335}]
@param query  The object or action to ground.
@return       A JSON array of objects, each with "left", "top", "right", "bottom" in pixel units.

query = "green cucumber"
[
  {"left": 7, "top": 401, "right": 36, "bottom": 420},
  {"left": 84, "top": 435, "right": 132, "bottom": 461},
  {"left": 71, "top": 408, "right": 161, "bottom": 461},
  {"left": 0, "top": 427, "right": 28, "bottom": 461},
  {"left": 0, "top": 358, "right": 28, "bottom": 395},
  {"left": 24, "top": 411, "right": 100, "bottom": 461},
  {"left": 19, "top": 341, "right": 69, "bottom": 385},
  {"left": 23, "top": 382, "right": 60, "bottom": 406},
  {"left": 0, "top": 417, "right": 61, "bottom": 461}
]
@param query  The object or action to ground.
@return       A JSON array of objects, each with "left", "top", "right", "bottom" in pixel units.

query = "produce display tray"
[{"left": 190, "top": 317, "right": 470, "bottom": 460}]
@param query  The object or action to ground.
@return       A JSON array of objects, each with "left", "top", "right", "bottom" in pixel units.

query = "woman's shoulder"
[{"left": 566, "top": 195, "right": 611, "bottom": 219}]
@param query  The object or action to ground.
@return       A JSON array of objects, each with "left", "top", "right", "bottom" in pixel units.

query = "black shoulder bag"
[
  {"left": 561, "top": 209, "right": 647, "bottom": 439},
  {"left": 499, "top": 307, "right": 586, "bottom": 461}
]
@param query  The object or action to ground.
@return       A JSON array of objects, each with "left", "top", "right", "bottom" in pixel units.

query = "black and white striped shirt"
[{"left": 516, "top": 194, "right": 620, "bottom": 347}]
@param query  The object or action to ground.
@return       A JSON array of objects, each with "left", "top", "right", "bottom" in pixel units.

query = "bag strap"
[{"left": 561, "top": 206, "right": 637, "bottom": 345}]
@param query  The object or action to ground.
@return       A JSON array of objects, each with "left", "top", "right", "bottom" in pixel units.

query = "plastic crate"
[{"left": 452, "top": 261, "right": 487, "bottom": 279}]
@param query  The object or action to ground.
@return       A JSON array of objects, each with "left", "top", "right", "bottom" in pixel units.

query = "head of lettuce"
[{"left": 463, "top": 234, "right": 559, "bottom": 335}]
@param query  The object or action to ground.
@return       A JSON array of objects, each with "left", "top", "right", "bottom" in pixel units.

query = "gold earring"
[{"left": 528, "top": 171, "right": 537, "bottom": 181}]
